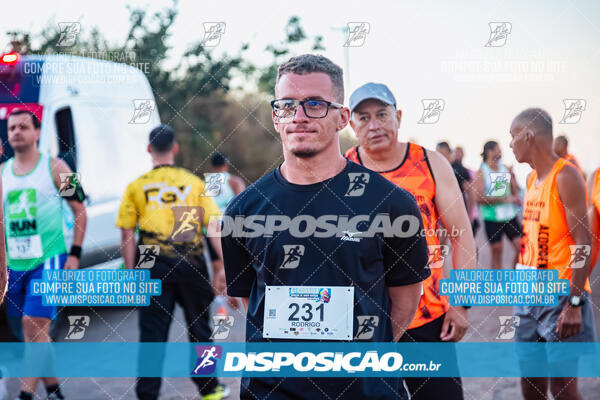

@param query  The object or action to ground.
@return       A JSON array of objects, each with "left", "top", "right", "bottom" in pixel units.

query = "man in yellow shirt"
[{"left": 116, "top": 124, "right": 228, "bottom": 400}]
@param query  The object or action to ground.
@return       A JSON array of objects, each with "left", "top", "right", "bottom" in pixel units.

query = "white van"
[{"left": 0, "top": 52, "right": 160, "bottom": 267}]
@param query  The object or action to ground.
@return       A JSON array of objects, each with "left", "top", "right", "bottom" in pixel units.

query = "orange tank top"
[
  {"left": 565, "top": 153, "right": 582, "bottom": 172},
  {"left": 345, "top": 143, "right": 449, "bottom": 329},
  {"left": 592, "top": 167, "right": 600, "bottom": 215},
  {"left": 519, "top": 158, "right": 591, "bottom": 292},
  {"left": 590, "top": 168, "right": 600, "bottom": 270}
]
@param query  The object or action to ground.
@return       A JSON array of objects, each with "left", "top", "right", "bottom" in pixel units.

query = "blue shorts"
[{"left": 6, "top": 254, "right": 68, "bottom": 319}]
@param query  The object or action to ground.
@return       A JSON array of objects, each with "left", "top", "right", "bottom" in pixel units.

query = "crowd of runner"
[{"left": 0, "top": 53, "right": 598, "bottom": 400}]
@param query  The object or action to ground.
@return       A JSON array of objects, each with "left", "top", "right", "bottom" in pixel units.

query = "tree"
[
  {"left": 3, "top": 8, "right": 324, "bottom": 181},
  {"left": 256, "top": 16, "right": 325, "bottom": 96}
]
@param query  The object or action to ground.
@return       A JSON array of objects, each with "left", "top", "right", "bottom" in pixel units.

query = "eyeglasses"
[{"left": 271, "top": 99, "right": 343, "bottom": 123}]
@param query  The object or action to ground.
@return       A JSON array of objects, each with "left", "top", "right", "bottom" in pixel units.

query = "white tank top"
[{"left": 2, "top": 153, "right": 66, "bottom": 270}]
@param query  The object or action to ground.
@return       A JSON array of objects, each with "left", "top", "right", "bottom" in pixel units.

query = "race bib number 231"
[{"left": 263, "top": 285, "right": 354, "bottom": 340}]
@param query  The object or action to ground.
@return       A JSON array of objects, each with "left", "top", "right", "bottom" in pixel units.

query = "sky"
[{"left": 3, "top": 0, "right": 600, "bottom": 185}]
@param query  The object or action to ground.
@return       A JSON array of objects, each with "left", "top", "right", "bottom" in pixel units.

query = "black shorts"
[
  {"left": 399, "top": 314, "right": 464, "bottom": 400},
  {"left": 483, "top": 216, "right": 522, "bottom": 244}
]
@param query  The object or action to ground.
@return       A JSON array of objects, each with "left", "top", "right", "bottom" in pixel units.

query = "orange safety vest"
[
  {"left": 519, "top": 158, "right": 591, "bottom": 292},
  {"left": 345, "top": 143, "right": 449, "bottom": 329},
  {"left": 565, "top": 153, "right": 584, "bottom": 178},
  {"left": 590, "top": 168, "right": 600, "bottom": 270}
]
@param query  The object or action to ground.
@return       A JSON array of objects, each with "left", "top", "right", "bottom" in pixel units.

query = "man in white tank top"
[
  {"left": 0, "top": 180, "right": 5, "bottom": 306},
  {"left": 2, "top": 110, "right": 87, "bottom": 400}
]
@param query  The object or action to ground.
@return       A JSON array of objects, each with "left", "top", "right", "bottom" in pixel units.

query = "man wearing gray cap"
[{"left": 345, "top": 82, "right": 476, "bottom": 400}]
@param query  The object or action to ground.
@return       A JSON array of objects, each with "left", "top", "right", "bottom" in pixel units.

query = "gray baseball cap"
[{"left": 349, "top": 82, "right": 396, "bottom": 113}]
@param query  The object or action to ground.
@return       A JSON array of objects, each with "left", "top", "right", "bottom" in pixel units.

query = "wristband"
[{"left": 69, "top": 245, "right": 82, "bottom": 259}]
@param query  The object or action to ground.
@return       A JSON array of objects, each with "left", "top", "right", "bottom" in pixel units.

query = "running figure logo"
[
  {"left": 355, "top": 316, "right": 379, "bottom": 340},
  {"left": 169, "top": 206, "right": 204, "bottom": 242},
  {"left": 496, "top": 316, "right": 520, "bottom": 340},
  {"left": 8, "top": 189, "right": 36, "bottom": 221},
  {"left": 136, "top": 245, "right": 160, "bottom": 268},
  {"left": 210, "top": 316, "right": 235, "bottom": 340},
  {"left": 58, "top": 173, "right": 81, "bottom": 197},
  {"left": 203, "top": 173, "right": 226, "bottom": 197},
  {"left": 57, "top": 22, "right": 81, "bottom": 47},
  {"left": 485, "top": 22, "right": 512, "bottom": 47},
  {"left": 129, "top": 99, "right": 156, "bottom": 124},
  {"left": 344, "top": 22, "right": 370, "bottom": 47},
  {"left": 65, "top": 315, "right": 90, "bottom": 340},
  {"left": 418, "top": 99, "right": 445, "bottom": 124},
  {"left": 486, "top": 172, "right": 511, "bottom": 197},
  {"left": 345, "top": 173, "right": 370, "bottom": 197},
  {"left": 192, "top": 345, "right": 222, "bottom": 375},
  {"left": 568, "top": 245, "right": 591, "bottom": 269},
  {"left": 559, "top": 99, "right": 586, "bottom": 124},
  {"left": 202, "top": 22, "right": 226, "bottom": 47},
  {"left": 280, "top": 245, "right": 305, "bottom": 269},
  {"left": 428, "top": 245, "right": 449, "bottom": 269}
]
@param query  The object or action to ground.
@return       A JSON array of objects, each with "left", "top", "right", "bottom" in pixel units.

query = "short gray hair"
[
  {"left": 276, "top": 54, "right": 344, "bottom": 102},
  {"left": 514, "top": 108, "right": 553, "bottom": 137}
]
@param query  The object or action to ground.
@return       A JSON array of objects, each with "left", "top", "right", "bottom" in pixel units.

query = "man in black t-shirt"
[
  {"left": 437, "top": 142, "right": 478, "bottom": 235},
  {"left": 222, "top": 54, "right": 430, "bottom": 400}
]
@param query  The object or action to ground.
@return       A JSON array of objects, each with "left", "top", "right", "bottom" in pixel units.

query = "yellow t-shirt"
[{"left": 116, "top": 165, "right": 220, "bottom": 263}]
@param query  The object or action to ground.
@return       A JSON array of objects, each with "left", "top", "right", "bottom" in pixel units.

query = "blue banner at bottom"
[{"left": 0, "top": 342, "right": 598, "bottom": 377}]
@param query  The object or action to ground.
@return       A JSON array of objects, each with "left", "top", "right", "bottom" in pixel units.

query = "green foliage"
[
  {"left": 4, "top": 8, "right": 324, "bottom": 182},
  {"left": 257, "top": 16, "right": 325, "bottom": 96}
]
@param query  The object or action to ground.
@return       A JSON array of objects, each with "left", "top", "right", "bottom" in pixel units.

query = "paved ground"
[{"left": 1, "top": 227, "right": 599, "bottom": 399}]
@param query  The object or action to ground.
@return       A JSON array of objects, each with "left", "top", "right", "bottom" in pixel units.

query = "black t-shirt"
[
  {"left": 222, "top": 160, "right": 429, "bottom": 400},
  {"left": 451, "top": 161, "right": 471, "bottom": 191}
]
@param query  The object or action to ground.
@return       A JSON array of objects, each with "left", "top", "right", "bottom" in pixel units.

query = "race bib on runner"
[
  {"left": 7, "top": 235, "right": 43, "bottom": 259},
  {"left": 263, "top": 286, "right": 354, "bottom": 340},
  {"left": 495, "top": 204, "right": 515, "bottom": 221}
]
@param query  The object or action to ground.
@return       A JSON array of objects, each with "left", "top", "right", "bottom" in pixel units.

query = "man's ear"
[
  {"left": 147, "top": 144, "right": 152, "bottom": 154},
  {"left": 349, "top": 114, "right": 356, "bottom": 133},
  {"left": 172, "top": 142, "right": 179, "bottom": 155},
  {"left": 525, "top": 129, "right": 534, "bottom": 142},
  {"left": 396, "top": 108, "right": 402, "bottom": 126},
  {"left": 337, "top": 107, "right": 350, "bottom": 132}
]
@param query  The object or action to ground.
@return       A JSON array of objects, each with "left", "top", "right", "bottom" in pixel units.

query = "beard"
[
  {"left": 291, "top": 148, "right": 320, "bottom": 158},
  {"left": 10, "top": 142, "right": 34, "bottom": 153}
]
